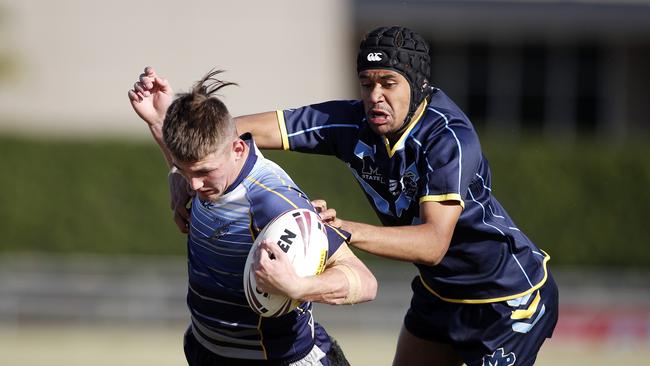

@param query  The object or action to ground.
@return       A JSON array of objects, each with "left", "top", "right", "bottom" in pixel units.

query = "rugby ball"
[{"left": 243, "top": 208, "right": 329, "bottom": 317}]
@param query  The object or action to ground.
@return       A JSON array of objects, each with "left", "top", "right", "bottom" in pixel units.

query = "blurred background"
[{"left": 1, "top": 0, "right": 649, "bottom": 364}]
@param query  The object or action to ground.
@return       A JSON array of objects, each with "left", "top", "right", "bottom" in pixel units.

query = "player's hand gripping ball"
[{"left": 243, "top": 209, "right": 329, "bottom": 317}]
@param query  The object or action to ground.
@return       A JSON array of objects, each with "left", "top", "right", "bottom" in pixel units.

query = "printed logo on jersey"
[
  {"left": 362, "top": 160, "right": 383, "bottom": 182},
  {"left": 354, "top": 141, "right": 385, "bottom": 183},
  {"left": 482, "top": 348, "right": 516, "bottom": 366},
  {"left": 210, "top": 219, "right": 231, "bottom": 240},
  {"left": 392, "top": 162, "right": 420, "bottom": 217},
  {"left": 389, "top": 170, "right": 418, "bottom": 198}
]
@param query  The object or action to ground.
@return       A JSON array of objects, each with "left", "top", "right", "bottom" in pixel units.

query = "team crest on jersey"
[
  {"left": 210, "top": 219, "right": 231, "bottom": 239},
  {"left": 354, "top": 141, "right": 385, "bottom": 183},
  {"left": 389, "top": 170, "right": 418, "bottom": 197},
  {"left": 391, "top": 163, "right": 420, "bottom": 217},
  {"left": 482, "top": 348, "right": 516, "bottom": 366}
]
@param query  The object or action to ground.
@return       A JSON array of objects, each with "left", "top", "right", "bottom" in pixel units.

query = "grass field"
[
  {"left": 2, "top": 257, "right": 649, "bottom": 365},
  {"left": 1, "top": 324, "right": 648, "bottom": 365}
]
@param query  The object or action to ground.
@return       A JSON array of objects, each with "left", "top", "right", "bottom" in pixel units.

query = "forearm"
[
  {"left": 293, "top": 264, "right": 376, "bottom": 305},
  {"left": 341, "top": 220, "right": 449, "bottom": 266},
  {"left": 147, "top": 123, "right": 174, "bottom": 168},
  {"left": 293, "top": 267, "right": 349, "bottom": 304},
  {"left": 235, "top": 112, "right": 284, "bottom": 149}
]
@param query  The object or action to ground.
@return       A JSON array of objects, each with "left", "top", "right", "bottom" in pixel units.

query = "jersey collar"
[
  {"left": 383, "top": 99, "right": 428, "bottom": 158},
  {"left": 221, "top": 133, "right": 258, "bottom": 196}
]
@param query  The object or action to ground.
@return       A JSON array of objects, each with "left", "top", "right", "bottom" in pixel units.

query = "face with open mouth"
[{"left": 358, "top": 69, "right": 411, "bottom": 139}]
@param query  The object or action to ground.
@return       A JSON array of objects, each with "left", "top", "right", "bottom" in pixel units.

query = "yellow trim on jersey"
[
  {"left": 418, "top": 252, "right": 551, "bottom": 304},
  {"left": 420, "top": 194, "right": 465, "bottom": 209},
  {"left": 248, "top": 211, "right": 260, "bottom": 240},
  {"left": 245, "top": 176, "right": 298, "bottom": 209},
  {"left": 329, "top": 225, "right": 350, "bottom": 241},
  {"left": 510, "top": 291, "right": 541, "bottom": 320},
  {"left": 276, "top": 110, "right": 290, "bottom": 150},
  {"left": 257, "top": 316, "right": 268, "bottom": 360},
  {"left": 384, "top": 101, "right": 428, "bottom": 158}
]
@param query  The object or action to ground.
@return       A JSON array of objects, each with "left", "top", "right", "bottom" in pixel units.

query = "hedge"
[{"left": 0, "top": 134, "right": 648, "bottom": 267}]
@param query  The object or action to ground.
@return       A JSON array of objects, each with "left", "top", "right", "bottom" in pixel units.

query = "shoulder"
[
  {"left": 413, "top": 97, "right": 482, "bottom": 168},
  {"left": 244, "top": 157, "right": 297, "bottom": 199},
  {"left": 243, "top": 157, "right": 312, "bottom": 231},
  {"left": 419, "top": 93, "right": 479, "bottom": 146},
  {"left": 302, "top": 99, "right": 364, "bottom": 113},
  {"left": 285, "top": 100, "right": 365, "bottom": 124}
]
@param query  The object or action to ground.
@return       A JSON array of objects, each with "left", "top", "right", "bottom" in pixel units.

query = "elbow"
[
  {"left": 363, "top": 274, "right": 378, "bottom": 302},
  {"left": 344, "top": 268, "right": 378, "bottom": 304},
  {"left": 419, "top": 255, "right": 443, "bottom": 267},
  {"left": 416, "top": 247, "right": 448, "bottom": 267}
]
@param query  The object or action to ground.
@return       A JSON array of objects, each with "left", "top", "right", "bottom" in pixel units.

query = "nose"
[
  {"left": 189, "top": 177, "right": 203, "bottom": 191},
  {"left": 369, "top": 84, "right": 384, "bottom": 104}
]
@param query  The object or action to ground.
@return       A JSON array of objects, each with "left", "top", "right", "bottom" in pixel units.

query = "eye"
[{"left": 200, "top": 168, "right": 217, "bottom": 176}]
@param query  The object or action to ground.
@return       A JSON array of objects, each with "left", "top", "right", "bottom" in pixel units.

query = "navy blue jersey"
[
  {"left": 186, "top": 135, "right": 347, "bottom": 362},
  {"left": 277, "top": 90, "right": 550, "bottom": 303}
]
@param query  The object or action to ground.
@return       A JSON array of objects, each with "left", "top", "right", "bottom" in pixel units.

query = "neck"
[{"left": 385, "top": 99, "right": 428, "bottom": 145}]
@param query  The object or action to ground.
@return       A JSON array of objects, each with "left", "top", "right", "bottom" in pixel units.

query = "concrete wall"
[{"left": 0, "top": 0, "right": 355, "bottom": 138}]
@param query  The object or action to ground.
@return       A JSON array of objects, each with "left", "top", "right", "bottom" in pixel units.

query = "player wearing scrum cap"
[{"left": 132, "top": 26, "right": 558, "bottom": 366}]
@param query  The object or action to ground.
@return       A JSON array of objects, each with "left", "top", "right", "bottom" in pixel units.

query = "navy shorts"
[
  {"left": 183, "top": 322, "right": 349, "bottom": 366},
  {"left": 404, "top": 273, "right": 559, "bottom": 366}
]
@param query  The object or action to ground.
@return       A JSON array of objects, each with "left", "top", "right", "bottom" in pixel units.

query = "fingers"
[
  {"left": 139, "top": 66, "right": 172, "bottom": 95},
  {"left": 318, "top": 208, "right": 337, "bottom": 222},
  {"left": 259, "top": 239, "right": 282, "bottom": 260},
  {"left": 133, "top": 81, "right": 150, "bottom": 97},
  {"left": 128, "top": 66, "right": 163, "bottom": 103},
  {"left": 144, "top": 66, "right": 156, "bottom": 78},
  {"left": 140, "top": 66, "right": 157, "bottom": 88},
  {"left": 128, "top": 81, "right": 149, "bottom": 103},
  {"left": 154, "top": 76, "right": 172, "bottom": 94},
  {"left": 311, "top": 199, "right": 327, "bottom": 213},
  {"left": 127, "top": 89, "right": 142, "bottom": 103}
]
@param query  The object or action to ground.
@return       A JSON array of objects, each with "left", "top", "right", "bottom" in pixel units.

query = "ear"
[{"left": 232, "top": 138, "right": 246, "bottom": 159}]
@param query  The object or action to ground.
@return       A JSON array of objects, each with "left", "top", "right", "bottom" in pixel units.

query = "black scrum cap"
[{"left": 357, "top": 26, "right": 433, "bottom": 127}]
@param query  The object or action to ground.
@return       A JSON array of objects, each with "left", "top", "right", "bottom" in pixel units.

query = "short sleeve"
[
  {"left": 418, "top": 124, "right": 482, "bottom": 209},
  {"left": 324, "top": 225, "right": 350, "bottom": 255},
  {"left": 278, "top": 100, "right": 365, "bottom": 159}
]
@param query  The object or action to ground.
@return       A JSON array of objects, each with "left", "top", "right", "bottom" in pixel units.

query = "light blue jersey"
[{"left": 185, "top": 134, "right": 347, "bottom": 363}]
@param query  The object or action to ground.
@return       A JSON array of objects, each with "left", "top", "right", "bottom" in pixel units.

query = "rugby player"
[{"left": 128, "top": 70, "right": 377, "bottom": 366}]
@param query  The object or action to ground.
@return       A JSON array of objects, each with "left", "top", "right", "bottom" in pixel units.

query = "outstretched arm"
[
  {"left": 234, "top": 112, "right": 284, "bottom": 149},
  {"left": 319, "top": 200, "right": 462, "bottom": 266},
  {"left": 254, "top": 240, "right": 377, "bottom": 305}
]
